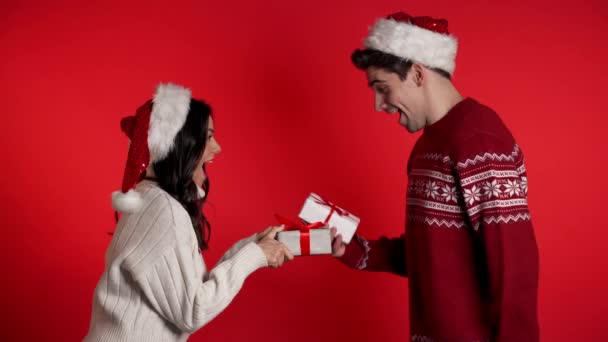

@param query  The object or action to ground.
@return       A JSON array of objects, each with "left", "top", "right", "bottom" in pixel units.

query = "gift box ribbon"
[
  {"left": 274, "top": 214, "right": 325, "bottom": 256},
  {"left": 312, "top": 194, "right": 353, "bottom": 224}
]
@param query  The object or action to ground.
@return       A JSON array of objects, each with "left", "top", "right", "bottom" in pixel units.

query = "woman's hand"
[
  {"left": 256, "top": 226, "right": 279, "bottom": 242},
  {"left": 256, "top": 225, "right": 294, "bottom": 268}
]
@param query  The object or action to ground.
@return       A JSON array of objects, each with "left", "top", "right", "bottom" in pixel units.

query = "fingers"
[
  {"left": 265, "top": 225, "right": 285, "bottom": 240},
  {"left": 257, "top": 225, "right": 285, "bottom": 242},
  {"left": 332, "top": 233, "right": 343, "bottom": 249},
  {"left": 259, "top": 236, "right": 294, "bottom": 268},
  {"left": 272, "top": 243, "right": 293, "bottom": 266},
  {"left": 267, "top": 246, "right": 282, "bottom": 268},
  {"left": 274, "top": 246, "right": 285, "bottom": 266},
  {"left": 260, "top": 226, "right": 274, "bottom": 237},
  {"left": 332, "top": 233, "right": 345, "bottom": 257},
  {"left": 283, "top": 244, "right": 295, "bottom": 261}
]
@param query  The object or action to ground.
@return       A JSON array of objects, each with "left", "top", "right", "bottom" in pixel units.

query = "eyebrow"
[
  {"left": 208, "top": 128, "right": 215, "bottom": 133},
  {"left": 368, "top": 79, "right": 385, "bottom": 87}
]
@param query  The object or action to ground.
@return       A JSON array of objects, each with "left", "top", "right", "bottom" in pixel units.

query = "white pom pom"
[{"left": 111, "top": 189, "right": 143, "bottom": 213}]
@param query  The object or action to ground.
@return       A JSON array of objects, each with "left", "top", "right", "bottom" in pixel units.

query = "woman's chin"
[
  {"left": 196, "top": 178, "right": 205, "bottom": 187},
  {"left": 192, "top": 179, "right": 204, "bottom": 190}
]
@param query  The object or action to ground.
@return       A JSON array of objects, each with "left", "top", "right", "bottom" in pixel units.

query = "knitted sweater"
[
  {"left": 84, "top": 180, "right": 268, "bottom": 342},
  {"left": 341, "top": 98, "right": 539, "bottom": 342}
]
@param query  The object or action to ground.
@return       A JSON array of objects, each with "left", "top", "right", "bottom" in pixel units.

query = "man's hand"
[{"left": 331, "top": 227, "right": 346, "bottom": 257}]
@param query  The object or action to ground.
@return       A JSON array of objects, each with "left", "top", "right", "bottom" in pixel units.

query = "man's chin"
[
  {"left": 401, "top": 121, "right": 420, "bottom": 133},
  {"left": 399, "top": 116, "right": 412, "bottom": 131}
]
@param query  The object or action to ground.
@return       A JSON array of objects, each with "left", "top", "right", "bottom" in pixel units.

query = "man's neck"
[{"left": 425, "top": 79, "right": 464, "bottom": 126}]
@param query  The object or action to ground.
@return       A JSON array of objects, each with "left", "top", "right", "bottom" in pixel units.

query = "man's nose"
[{"left": 375, "top": 95, "right": 387, "bottom": 112}]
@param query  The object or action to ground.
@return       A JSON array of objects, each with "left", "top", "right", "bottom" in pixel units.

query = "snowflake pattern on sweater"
[{"left": 407, "top": 144, "right": 531, "bottom": 231}]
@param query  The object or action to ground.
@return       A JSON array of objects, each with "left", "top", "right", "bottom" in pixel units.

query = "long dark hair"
[{"left": 152, "top": 99, "right": 212, "bottom": 251}]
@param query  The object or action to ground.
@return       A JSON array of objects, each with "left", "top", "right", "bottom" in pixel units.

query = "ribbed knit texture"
[{"left": 84, "top": 180, "right": 267, "bottom": 341}]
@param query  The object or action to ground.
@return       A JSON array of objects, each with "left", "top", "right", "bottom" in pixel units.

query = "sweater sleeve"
[
  {"left": 217, "top": 234, "right": 258, "bottom": 264},
  {"left": 126, "top": 221, "right": 268, "bottom": 333},
  {"left": 454, "top": 135, "right": 539, "bottom": 341},
  {"left": 339, "top": 233, "right": 407, "bottom": 277}
]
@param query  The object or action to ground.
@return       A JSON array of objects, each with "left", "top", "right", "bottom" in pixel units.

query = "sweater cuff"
[
  {"left": 231, "top": 241, "right": 268, "bottom": 274},
  {"left": 339, "top": 234, "right": 370, "bottom": 270}
]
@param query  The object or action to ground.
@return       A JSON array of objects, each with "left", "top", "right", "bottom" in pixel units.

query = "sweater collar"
[{"left": 423, "top": 97, "right": 476, "bottom": 137}]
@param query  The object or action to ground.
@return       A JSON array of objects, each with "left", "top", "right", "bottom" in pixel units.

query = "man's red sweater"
[{"left": 341, "top": 98, "right": 539, "bottom": 342}]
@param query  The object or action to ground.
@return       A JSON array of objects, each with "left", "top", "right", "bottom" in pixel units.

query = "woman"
[{"left": 84, "top": 83, "right": 293, "bottom": 341}]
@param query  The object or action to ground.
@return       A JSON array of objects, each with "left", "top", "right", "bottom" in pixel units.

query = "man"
[{"left": 331, "top": 12, "right": 539, "bottom": 342}]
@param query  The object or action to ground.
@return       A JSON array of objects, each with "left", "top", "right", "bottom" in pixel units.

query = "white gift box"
[
  {"left": 277, "top": 229, "right": 332, "bottom": 256},
  {"left": 298, "top": 193, "right": 359, "bottom": 244}
]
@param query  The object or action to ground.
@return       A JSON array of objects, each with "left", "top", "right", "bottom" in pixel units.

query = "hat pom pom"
[{"left": 112, "top": 189, "right": 143, "bottom": 213}]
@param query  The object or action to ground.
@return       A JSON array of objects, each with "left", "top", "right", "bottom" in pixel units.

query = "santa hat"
[
  {"left": 111, "top": 83, "right": 192, "bottom": 213},
  {"left": 364, "top": 12, "right": 458, "bottom": 75}
]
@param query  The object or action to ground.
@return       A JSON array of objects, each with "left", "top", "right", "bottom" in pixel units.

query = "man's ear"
[{"left": 411, "top": 63, "right": 425, "bottom": 87}]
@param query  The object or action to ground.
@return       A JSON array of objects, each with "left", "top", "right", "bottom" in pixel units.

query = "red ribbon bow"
[
  {"left": 386, "top": 12, "right": 449, "bottom": 35},
  {"left": 274, "top": 214, "right": 325, "bottom": 256}
]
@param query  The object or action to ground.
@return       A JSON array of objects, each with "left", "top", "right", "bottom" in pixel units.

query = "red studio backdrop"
[{"left": 1, "top": 0, "right": 607, "bottom": 341}]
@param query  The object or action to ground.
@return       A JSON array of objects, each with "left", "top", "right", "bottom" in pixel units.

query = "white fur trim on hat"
[
  {"left": 149, "top": 83, "right": 192, "bottom": 162},
  {"left": 365, "top": 18, "right": 458, "bottom": 75},
  {"left": 112, "top": 189, "right": 143, "bottom": 213}
]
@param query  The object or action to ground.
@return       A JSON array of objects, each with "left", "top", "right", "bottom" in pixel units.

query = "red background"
[{"left": 1, "top": 0, "right": 607, "bottom": 340}]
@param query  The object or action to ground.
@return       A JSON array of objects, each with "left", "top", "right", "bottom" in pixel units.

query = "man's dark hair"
[{"left": 351, "top": 49, "right": 451, "bottom": 80}]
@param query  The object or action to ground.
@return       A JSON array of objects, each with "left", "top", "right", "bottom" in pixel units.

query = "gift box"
[
  {"left": 275, "top": 215, "right": 332, "bottom": 256},
  {"left": 298, "top": 193, "right": 359, "bottom": 244}
]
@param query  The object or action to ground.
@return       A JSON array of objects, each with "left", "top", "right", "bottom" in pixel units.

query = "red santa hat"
[
  {"left": 364, "top": 12, "right": 458, "bottom": 75},
  {"left": 111, "top": 83, "right": 192, "bottom": 213}
]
